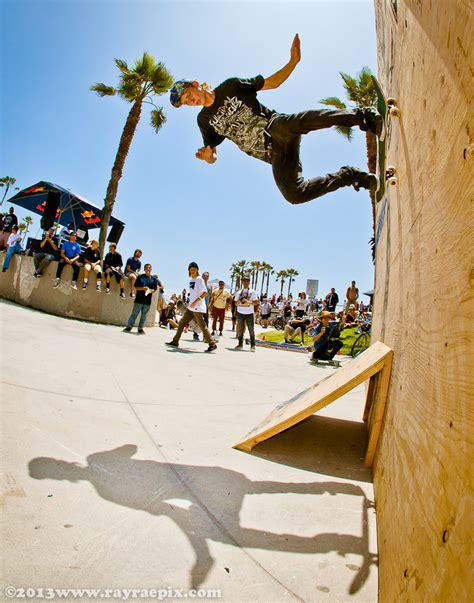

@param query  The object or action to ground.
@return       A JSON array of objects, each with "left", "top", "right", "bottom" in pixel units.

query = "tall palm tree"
[
  {"left": 0, "top": 176, "right": 19, "bottom": 206},
  {"left": 320, "top": 67, "right": 377, "bottom": 242},
  {"left": 250, "top": 261, "right": 259, "bottom": 289},
  {"left": 90, "top": 53, "right": 173, "bottom": 255},
  {"left": 234, "top": 259, "right": 248, "bottom": 290},
  {"left": 259, "top": 262, "right": 270, "bottom": 297},
  {"left": 275, "top": 270, "right": 288, "bottom": 297},
  {"left": 265, "top": 265, "right": 274, "bottom": 297},
  {"left": 286, "top": 268, "right": 299, "bottom": 298},
  {"left": 229, "top": 263, "right": 238, "bottom": 291}
]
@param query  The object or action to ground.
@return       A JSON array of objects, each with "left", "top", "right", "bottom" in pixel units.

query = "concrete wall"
[
  {"left": 0, "top": 254, "right": 158, "bottom": 327},
  {"left": 372, "top": 1, "right": 472, "bottom": 601}
]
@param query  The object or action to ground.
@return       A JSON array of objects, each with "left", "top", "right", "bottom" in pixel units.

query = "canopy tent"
[{"left": 6, "top": 181, "right": 124, "bottom": 232}]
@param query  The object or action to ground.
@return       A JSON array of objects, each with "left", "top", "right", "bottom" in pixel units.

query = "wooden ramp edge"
[{"left": 233, "top": 340, "right": 393, "bottom": 467}]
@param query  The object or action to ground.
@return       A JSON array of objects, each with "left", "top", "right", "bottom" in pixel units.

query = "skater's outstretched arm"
[
  {"left": 195, "top": 145, "right": 217, "bottom": 163},
  {"left": 262, "top": 34, "right": 300, "bottom": 90}
]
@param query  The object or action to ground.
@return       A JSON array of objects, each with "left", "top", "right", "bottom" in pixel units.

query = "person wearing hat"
[
  {"left": 168, "top": 34, "right": 380, "bottom": 207},
  {"left": 166, "top": 262, "right": 217, "bottom": 352},
  {"left": 309, "top": 311, "right": 343, "bottom": 361},
  {"left": 159, "top": 300, "right": 179, "bottom": 330},
  {"left": 234, "top": 275, "right": 259, "bottom": 351}
]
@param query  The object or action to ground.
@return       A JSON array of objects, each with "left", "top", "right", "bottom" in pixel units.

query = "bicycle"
[{"left": 351, "top": 321, "right": 371, "bottom": 357}]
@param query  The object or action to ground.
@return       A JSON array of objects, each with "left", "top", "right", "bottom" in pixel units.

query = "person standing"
[
  {"left": 324, "top": 287, "right": 339, "bottom": 312},
  {"left": 123, "top": 264, "right": 158, "bottom": 335},
  {"left": 234, "top": 276, "right": 258, "bottom": 351},
  {"left": 210, "top": 280, "right": 232, "bottom": 336},
  {"left": 33, "top": 227, "right": 59, "bottom": 277},
  {"left": 166, "top": 262, "right": 217, "bottom": 352},
  {"left": 295, "top": 292, "right": 309, "bottom": 318},
  {"left": 0, "top": 207, "right": 19, "bottom": 250},
  {"left": 260, "top": 297, "right": 272, "bottom": 328},
  {"left": 1, "top": 225, "right": 22, "bottom": 272},
  {"left": 345, "top": 280, "right": 359, "bottom": 311}
]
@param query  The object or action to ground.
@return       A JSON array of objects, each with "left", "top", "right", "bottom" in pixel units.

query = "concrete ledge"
[{"left": 0, "top": 254, "right": 157, "bottom": 327}]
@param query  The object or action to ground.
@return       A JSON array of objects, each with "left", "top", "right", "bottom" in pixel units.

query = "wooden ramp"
[{"left": 233, "top": 340, "right": 393, "bottom": 467}]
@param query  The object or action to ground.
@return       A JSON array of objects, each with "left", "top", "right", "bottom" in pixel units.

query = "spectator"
[
  {"left": 103, "top": 243, "right": 125, "bottom": 297},
  {"left": 33, "top": 227, "right": 59, "bottom": 277},
  {"left": 0, "top": 207, "right": 19, "bottom": 250},
  {"left": 260, "top": 297, "right": 272, "bottom": 328},
  {"left": 234, "top": 275, "right": 258, "bottom": 351},
  {"left": 210, "top": 280, "right": 232, "bottom": 336},
  {"left": 82, "top": 240, "right": 103, "bottom": 291},
  {"left": 310, "top": 311, "right": 343, "bottom": 361},
  {"left": 346, "top": 280, "right": 359, "bottom": 311},
  {"left": 123, "top": 263, "right": 158, "bottom": 335},
  {"left": 124, "top": 249, "right": 142, "bottom": 298},
  {"left": 1, "top": 225, "right": 22, "bottom": 272},
  {"left": 283, "top": 300, "right": 293, "bottom": 319},
  {"left": 160, "top": 300, "right": 179, "bottom": 330},
  {"left": 324, "top": 288, "right": 339, "bottom": 312},
  {"left": 166, "top": 262, "right": 217, "bottom": 352},
  {"left": 295, "top": 292, "right": 309, "bottom": 318},
  {"left": 60, "top": 222, "right": 75, "bottom": 238},
  {"left": 230, "top": 295, "right": 237, "bottom": 332},
  {"left": 53, "top": 231, "right": 82, "bottom": 289},
  {"left": 284, "top": 318, "right": 311, "bottom": 344}
]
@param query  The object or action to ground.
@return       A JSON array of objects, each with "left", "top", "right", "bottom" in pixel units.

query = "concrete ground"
[{"left": 0, "top": 299, "right": 378, "bottom": 602}]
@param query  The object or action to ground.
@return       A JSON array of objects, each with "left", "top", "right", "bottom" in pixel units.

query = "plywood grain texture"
[{"left": 372, "top": 1, "right": 473, "bottom": 601}]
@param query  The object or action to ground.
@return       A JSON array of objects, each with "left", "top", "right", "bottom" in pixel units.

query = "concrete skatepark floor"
[{"left": 1, "top": 299, "right": 378, "bottom": 602}]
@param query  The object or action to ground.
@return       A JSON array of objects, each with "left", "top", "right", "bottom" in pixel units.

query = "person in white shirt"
[
  {"left": 234, "top": 276, "right": 259, "bottom": 351},
  {"left": 295, "top": 292, "right": 309, "bottom": 318},
  {"left": 166, "top": 262, "right": 217, "bottom": 352},
  {"left": 2, "top": 225, "right": 23, "bottom": 272},
  {"left": 260, "top": 297, "right": 272, "bottom": 328}
]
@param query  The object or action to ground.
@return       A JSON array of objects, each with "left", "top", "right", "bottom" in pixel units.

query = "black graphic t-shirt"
[{"left": 197, "top": 75, "right": 275, "bottom": 163}]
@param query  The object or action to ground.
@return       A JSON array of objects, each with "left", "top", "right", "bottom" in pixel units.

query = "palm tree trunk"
[
  {"left": 99, "top": 99, "right": 143, "bottom": 257},
  {"left": 265, "top": 272, "right": 270, "bottom": 296},
  {"left": 280, "top": 280, "right": 284, "bottom": 297},
  {"left": 287, "top": 277, "right": 292, "bottom": 298}
]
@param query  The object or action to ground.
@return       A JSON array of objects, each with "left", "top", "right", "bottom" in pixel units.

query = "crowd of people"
[{"left": 1, "top": 210, "right": 371, "bottom": 357}]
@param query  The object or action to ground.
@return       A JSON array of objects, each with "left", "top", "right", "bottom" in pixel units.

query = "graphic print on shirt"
[{"left": 209, "top": 96, "right": 268, "bottom": 161}]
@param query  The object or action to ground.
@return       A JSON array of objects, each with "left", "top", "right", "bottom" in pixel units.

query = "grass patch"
[{"left": 257, "top": 327, "right": 361, "bottom": 356}]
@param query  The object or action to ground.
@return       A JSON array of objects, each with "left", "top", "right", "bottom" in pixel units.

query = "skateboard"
[
  {"left": 310, "top": 358, "right": 341, "bottom": 368},
  {"left": 371, "top": 75, "right": 400, "bottom": 202}
]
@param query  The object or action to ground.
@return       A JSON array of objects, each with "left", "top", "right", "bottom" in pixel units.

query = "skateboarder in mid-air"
[{"left": 170, "top": 34, "right": 381, "bottom": 205}]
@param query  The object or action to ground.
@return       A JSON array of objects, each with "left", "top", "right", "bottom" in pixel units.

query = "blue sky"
[{"left": 1, "top": 0, "right": 376, "bottom": 301}]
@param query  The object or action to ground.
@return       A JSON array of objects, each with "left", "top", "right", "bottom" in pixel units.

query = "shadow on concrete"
[
  {"left": 248, "top": 415, "right": 372, "bottom": 483},
  {"left": 28, "top": 444, "right": 377, "bottom": 594}
]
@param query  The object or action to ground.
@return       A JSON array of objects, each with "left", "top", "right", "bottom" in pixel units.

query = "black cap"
[{"left": 188, "top": 261, "right": 199, "bottom": 270}]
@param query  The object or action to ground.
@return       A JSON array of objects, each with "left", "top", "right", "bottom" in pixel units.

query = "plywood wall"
[{"left": 372, "top": 1, "right": 473, "bottom": 600}]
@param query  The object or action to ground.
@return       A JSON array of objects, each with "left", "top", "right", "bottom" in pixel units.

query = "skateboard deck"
[
  {"left": 371, "top": 75, "right": 399, "bottom": 202},
  {"left": 310, "top": 358, "right": 341, "bottom": 368}
]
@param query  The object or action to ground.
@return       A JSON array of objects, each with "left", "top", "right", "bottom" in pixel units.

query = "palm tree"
[
  {"left": 265, "top": 265, "right": 274, "bottom": 297},
  {"left": 286, "top": 268, "right": 299, "bottom": 298},
  {"left": 275, "top": 270, "right": 288, "bottom": 297},
  {"left": 320, "top": 67, "right": 377, "bottom": 241},
  {"left": 90, "top": 53, "right": 173, "bottom": 255},
  {"left": 229, "top": 263, "right": 238, "bottom": 291},
  {"left": 259, "top": 262, "right": 270, "bottom": 297},
  {"left": 19, "top": 216, "right": 34, "bottom": 242},
  {"left": 234, "top": 259, "right": 248, "bottom": 290},
  {"left": 0, "top": 176, "right": 19, "bottom": 206}
]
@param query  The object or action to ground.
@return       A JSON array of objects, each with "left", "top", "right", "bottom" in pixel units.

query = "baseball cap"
[
  {"left": 188, "top": 261, "right": 199, "bottom": 270},
  {"left": 170, "top": 80, "right": 191, "bottom": 108}
]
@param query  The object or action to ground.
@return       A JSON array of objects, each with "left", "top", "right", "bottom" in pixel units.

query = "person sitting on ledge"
[
  {"left": 124, "top": 249, "right": 142, "bottom": 298},
  {"left": 81, "top": 240, "right": 102, "bottom": 292},
  {"left": 2, "top": 225, "right": 23, "bottom": 272},
  {"left": 53, "top": 231, "right": 82, "bottom": 290},
  {"left": 123, "top": 263, "right": 158, "bottom": 335},
  {"left": 103, "top": 242, "right": 125, "bottom": 298},
  {"left": 33, "top": 227, "right": 59, "bottom": 278}
]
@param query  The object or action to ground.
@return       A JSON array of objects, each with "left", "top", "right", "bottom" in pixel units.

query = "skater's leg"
[
  {"left": 269, "top": 109, "right": 361, "bottom": 139},
  {"left": 172, "top": 309, "right": 194, "bottom": 344}
]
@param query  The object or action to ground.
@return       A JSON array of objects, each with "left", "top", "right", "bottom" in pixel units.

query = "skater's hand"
[
  {"left": 195, "top": 146, "right": 217, "bottom": 163},
  {"left": 290, "top": 34, "right": 301, "bottom": 65}
]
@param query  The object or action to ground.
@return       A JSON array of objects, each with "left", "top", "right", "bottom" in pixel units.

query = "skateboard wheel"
[
  {"left": 389, "top": 106, "right": 400, "bottom": 117},
  {"left": 386, "top": 165, "right": 397, "bottom": 177},
  {"left": 387, "top": 97, "right": 397, "bottom": 105},
  {"left": 388, "top": 177, "right": 398, "bottom": 186}
]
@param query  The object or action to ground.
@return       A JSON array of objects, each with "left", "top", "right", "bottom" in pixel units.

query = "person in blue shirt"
[
  {"left": 123, "top": 263, "right": 158, "bottom": 335},
  {"left": 310, "top": 311, "right": 343, "bottom": 361},
  {"left": 53, "top": 232, "right": 82, "bottom": 290},
  {"left": 124, "top": 249, "right": 142, "bottom": 298}
]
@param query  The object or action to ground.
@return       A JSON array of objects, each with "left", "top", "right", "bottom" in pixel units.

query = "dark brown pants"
[{"left": 172, "top": 309, "right": 214, "bottom": 345}]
